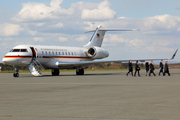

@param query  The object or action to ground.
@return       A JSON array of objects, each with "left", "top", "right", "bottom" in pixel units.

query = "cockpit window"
[
  {"left": 11, "top": 49, "right": 28, "bottom": 52},
  {"left": 12, "top": 49, "right": 20, "bottom": 52},
  {"left": 21, "top": 49, "right": 28, "bottom": 52}
]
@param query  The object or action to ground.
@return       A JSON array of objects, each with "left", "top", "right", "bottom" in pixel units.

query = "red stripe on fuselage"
[
  {"left": 3, "top": 56, "right": 32, "bottom": 58},
  {"left": 3, "top": 56, "right": 92, "bottom": 59},
  {"left": 43, "top": 56, "right": 92, "bottom": 59}
]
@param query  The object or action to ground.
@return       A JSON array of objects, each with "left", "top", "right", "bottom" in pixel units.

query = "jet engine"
[{"left": 86, "top": 47, "right": 109, "bottom": 59}]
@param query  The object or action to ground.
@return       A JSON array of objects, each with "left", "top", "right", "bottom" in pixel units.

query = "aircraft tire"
[
  {"left": 76, "top": 69, "right": 84, "bottom": 75},
  {"left": 13, "top": 73, "right": 19, "bottom": 77},
  {"left": 52, "top": 69, "right": 60, "bottom": 76}
]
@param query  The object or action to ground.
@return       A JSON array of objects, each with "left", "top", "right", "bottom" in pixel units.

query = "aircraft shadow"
[{"left": 42, "top": 72, "right": 122, "bottom": 77}]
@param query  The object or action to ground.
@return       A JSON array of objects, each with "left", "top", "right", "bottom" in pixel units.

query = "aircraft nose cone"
[
  {"left": 2, "top": 56, "right": 16, "bottom": 65},
  {"left": 2, "top": 57, "right": 9, "bottom": 64},
  {"left": 2, "top": 57, "right": 6, "bottom": 63}
]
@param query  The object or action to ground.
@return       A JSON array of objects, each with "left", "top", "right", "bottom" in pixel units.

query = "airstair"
[{"left": 28, "top": 59, "right": 43, "bottom": 76}]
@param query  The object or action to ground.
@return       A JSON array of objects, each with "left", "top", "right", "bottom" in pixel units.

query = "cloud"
[
  {"left": 75, "top": 35, "right": 87, "bottom": 42},
  {"left": 104, "top": 34, "right": 128, "bottom": 43},
  {"left": 12, "top": 0, "right": 74, "bottom": 22},
  {"left": 28, "top": 30, "right": 38, "bottom": 36},
  {"left": 142, "top": 14, "right": 180, "bottom": 34},
  {"left": 175, "top": 6, "right": 180, "bottom": 10},
  {"left": 145, "top": 46, "right": 174, "bottom": 53},
  {"left": 33, "top": 37, "right": 44, "bottom": 42},
  {"left": 81, "top": 0, "right": 116, "bottom": 20},
  {"left": 128, "top": 39, "right": 146, "bottom": 47},
  {"left": 178, "top": 28, "right": 180, "bottom": 31},
  {"left": 0, "top": 23, "right": 23, "bottom": 36},
  {"left": 51, "top": 22, "right": 63, "bottom": 28},
  {"left": 58, "top": 37, "right": 68, "bottom": 42}
]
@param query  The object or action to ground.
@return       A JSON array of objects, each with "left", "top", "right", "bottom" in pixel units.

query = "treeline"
[
  {"left": 0, "top": 63, "right": 28, "bottom": 71},
  {"left": 0, "top": 63, "right": 179, "bottom": 71}
]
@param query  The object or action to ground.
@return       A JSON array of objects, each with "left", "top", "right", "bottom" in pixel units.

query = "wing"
[{"left": 58, "top": 49, "right": 178, "bottom": 68}]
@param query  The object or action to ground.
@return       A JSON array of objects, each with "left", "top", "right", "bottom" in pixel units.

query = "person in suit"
[
  {"left": 159, "top": 60, "right": 163, "bottom": 76},
  {"left": 134, "top": 61, "right": 140, "bottom": 77},
  {"left": 163, "top": 61, "right": 170, "bottom": 76},
  {"left": 126, "top": 60, "right": 133, "bottom": 76},
  {"left": 149, "top": 60, "right": 156, "bottom": 76},
  {"left": 145, "top": 61, "right": 149, "bottom": 76}
]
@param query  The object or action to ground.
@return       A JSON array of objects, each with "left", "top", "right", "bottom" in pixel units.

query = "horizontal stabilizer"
[
  {"left": 85, "top": 28, "right": 139, "bottom": 33},
  {"left": 84, "top": 26, "right": 139, "bottom": 48}
]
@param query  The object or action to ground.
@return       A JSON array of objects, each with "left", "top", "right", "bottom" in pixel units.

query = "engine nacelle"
[{"left": 86, "top": 47, "right": 109, "bottom": 59}]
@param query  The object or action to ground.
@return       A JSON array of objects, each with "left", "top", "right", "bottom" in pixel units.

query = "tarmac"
[{"left": 0, "top": 69, "right": 180, "bottom": 120}]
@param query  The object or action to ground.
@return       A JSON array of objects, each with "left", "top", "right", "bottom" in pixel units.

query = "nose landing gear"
[
  {"left": 13, "top": 73, "right": 19, "bottom": 77},
  {"left": 13, "top": 66, "right": 19, "bottom": 77}
]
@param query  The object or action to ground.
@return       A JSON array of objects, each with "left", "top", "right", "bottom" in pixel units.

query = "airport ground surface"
[{"left": 0, "top": 69, "right": 180, "bottom": 120}]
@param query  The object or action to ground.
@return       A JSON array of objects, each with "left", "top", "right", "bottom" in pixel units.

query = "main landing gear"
[
  {"left": 13, "top": 66, "right": 19, "bottom": 77},
  {"left": 52, "top": 69, "right": 60, "bottom": 76},
  {"left": 51, "top": 68, "right": 84, "bottom": 76},
  {"left": 76, "top": 68, "right": 84, "bottom": 75}
]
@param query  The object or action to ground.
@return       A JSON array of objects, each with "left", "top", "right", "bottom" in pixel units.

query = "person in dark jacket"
[
  {"left": 163, "top": 61, "right": 170, "bottom": 76},
  {"left": 126, "top": 60, "right": 133, "bottom": 76},
  {"left": 149, "top": 60, "right": 156, "bottom": 76},
  {"left": 159, "top": 60, "right": 163, "bottom": 76},
  {"left": 145, "top": 61, "right": 149, "bottom": 76},
  {"left": 134, "top": 61, "right": 140, "bottom": 77}
]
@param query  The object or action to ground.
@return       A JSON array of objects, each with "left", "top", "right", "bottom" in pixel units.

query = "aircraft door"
[{"left": 30, "top": 47, "right": 37, "bottom": 60}]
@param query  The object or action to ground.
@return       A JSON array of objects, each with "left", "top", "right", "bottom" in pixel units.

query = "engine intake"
[
  {"left": 87, "top": 47, "right": 109, "bottom": 59},
  {"left": 88, "top": 47, "right": 96, "bottom": 57}
]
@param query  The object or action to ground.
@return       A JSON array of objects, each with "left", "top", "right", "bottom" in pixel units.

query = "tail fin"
[{"left": 83, "top": 25, "right": 139, "bottom": 48}]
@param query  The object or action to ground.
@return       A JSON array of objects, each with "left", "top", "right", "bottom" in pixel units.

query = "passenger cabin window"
[
  {"left": 68, "top": 52, "right": 70, "bottom": 55},
  {"left": 42, "top": 51, "right": 44, "bottom": 55},
  {"left": 49, "top": 51, "right": 51, "bottom": 55},
  {"left": 59, "top": 52, "right": 61, "bottom": 55},
  {"left": 65, "top": 52, "right": 67, "bottom": 55},
  {"left": 62, "top": 52, "right": 64, "bottom": 55},
  {"left": 56, "top": 52, "right": 57, "bottom": 55},
  {"left": 52, "top": 52, "right": 54, "bottom": 55},
  {"left": 45, "top": 51, "right": 47, "bottom": 55},
  {"left": 71, "top": 52, "right": 73, "bottom": 55}
]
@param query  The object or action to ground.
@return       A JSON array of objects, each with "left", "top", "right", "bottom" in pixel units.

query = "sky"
[{"left": 0, "top": 0, "right": 180, "bottom": 63}]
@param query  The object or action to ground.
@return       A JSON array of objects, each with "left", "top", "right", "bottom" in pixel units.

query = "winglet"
[{"left": 171, "top": 49, "right": 178, "bottom": 60}]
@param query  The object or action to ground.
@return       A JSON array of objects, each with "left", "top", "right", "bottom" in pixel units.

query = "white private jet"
[{"left": 2, "top": 26, "right": 178, "bottom": 77}]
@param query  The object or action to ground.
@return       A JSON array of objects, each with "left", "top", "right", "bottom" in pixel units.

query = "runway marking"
[{"left": 1, "top": 83, "right": 180, "bottom": 85}]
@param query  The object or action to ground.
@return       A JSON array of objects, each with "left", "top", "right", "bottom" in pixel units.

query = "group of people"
[{"left": 126, "top": 60, "right": 170, "bottom": 77}]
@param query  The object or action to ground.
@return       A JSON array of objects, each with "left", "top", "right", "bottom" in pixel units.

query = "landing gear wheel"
[
  {"left": 52, "top": 69, "right": 60, "bottom": 76},
  {"left": 13, "top": 66, "right": 19, "bottom": 77},
  {"left": 13, "top": 73, "right": 19, "bottom": 77},
  {"left": 76, "top": 68, "right": 84, "bottom": 75}
]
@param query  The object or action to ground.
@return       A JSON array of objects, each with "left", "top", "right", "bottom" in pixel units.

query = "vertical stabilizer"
[{"left": 83, "top": 25, "right": 106, "bottom": 48}]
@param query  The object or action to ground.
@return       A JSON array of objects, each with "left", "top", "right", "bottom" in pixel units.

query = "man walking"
[
  {"left": 159, "top": 60, "right": 163, "bottom": 76},
  {"left": 149, "top": 61, "right": 156, "bottom": 76},
  {"left": 126, "top": 60, "right": 133, "bottom": 76},
  {"left": 134, "top": 61, "right": 141, "bottom": 77},
  {"left": 163, "top": 61, "right": 170, "bottom": 76},
  {"left": 145, "top": 61, "right": 149, "bottom": 76}
]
